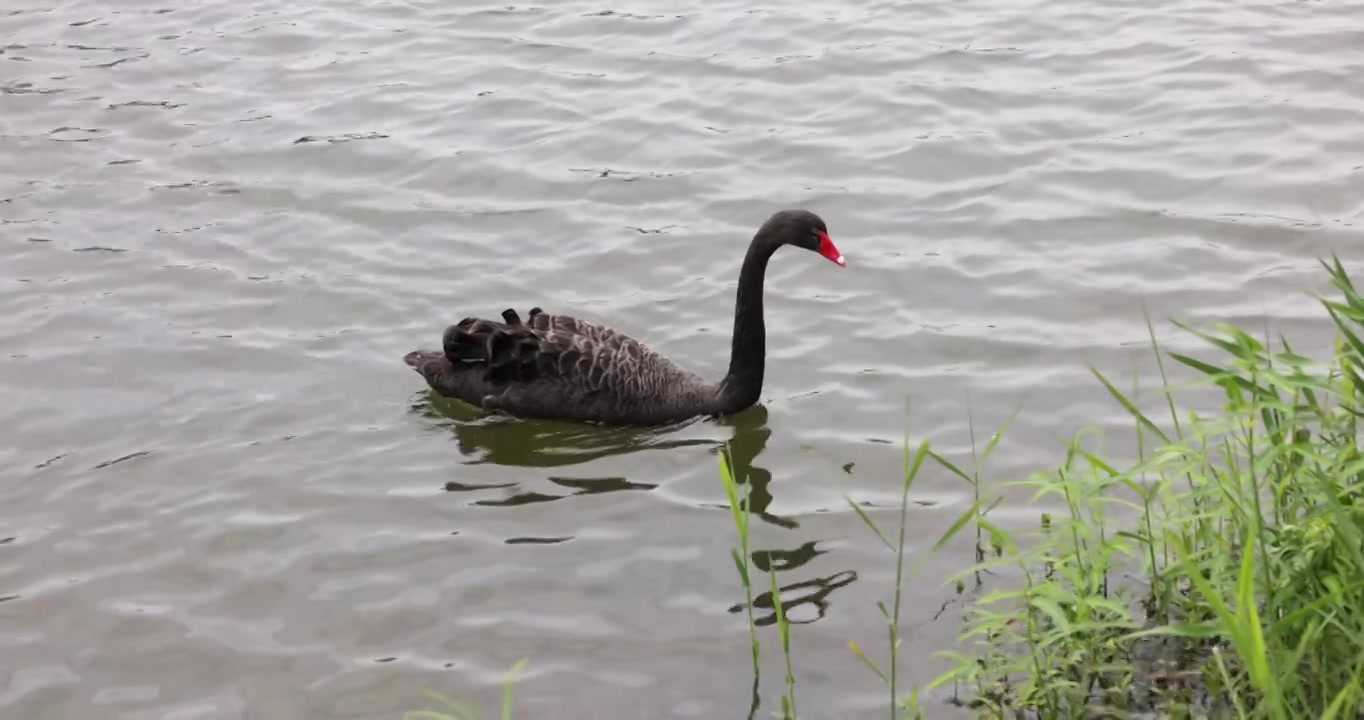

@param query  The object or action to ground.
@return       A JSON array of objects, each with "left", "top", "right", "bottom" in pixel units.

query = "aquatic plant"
[
  {"left": 719, "top": 444, "right": 800, "bottom": 719},
  {"left": 923, "top": 256, "right": 1364, "bottom": 718}
]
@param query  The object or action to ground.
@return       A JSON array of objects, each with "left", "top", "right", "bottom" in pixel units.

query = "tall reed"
[{"left": 719, "top": 444, "right": 799, "bottom": 719}]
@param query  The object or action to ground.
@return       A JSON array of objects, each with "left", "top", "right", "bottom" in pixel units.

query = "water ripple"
[{"left": 2, "top": 0, "right": 1363, "bottom": 717}]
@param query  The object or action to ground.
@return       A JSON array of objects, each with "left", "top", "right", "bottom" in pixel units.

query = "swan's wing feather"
[
  {"left": 525, "top": 308, "right": 643, "bottom": 349},
  {"left": 442, "top": 307, "right": 655, "bottom": 394}
]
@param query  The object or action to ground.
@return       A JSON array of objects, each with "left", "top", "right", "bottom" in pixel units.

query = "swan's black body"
[{"left": 404, "top": 209, "right": 844, "bottom": 426}]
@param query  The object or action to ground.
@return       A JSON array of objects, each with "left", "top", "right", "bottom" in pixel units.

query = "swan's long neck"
[{"left": 715, "top": 238, "right": 778, "bottom": 414}]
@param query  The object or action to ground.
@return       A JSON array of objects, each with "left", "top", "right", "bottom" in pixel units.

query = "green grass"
[{"left": 720, "top": 255, "right": 1364, "bottom": 718}]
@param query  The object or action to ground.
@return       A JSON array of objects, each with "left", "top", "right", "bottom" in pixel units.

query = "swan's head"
[{"left": 760, "top": 209, "right": 845, "bottom": 268}]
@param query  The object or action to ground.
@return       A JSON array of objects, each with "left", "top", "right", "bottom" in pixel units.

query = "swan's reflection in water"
[
  {"left": 713, "top": 407, "right": 798, "bottom": 530},
  {"left": 729, "top": 536, "right": 859, "bottom": 626},
  {"left": 729, "top": 570, "right": 858, "bottom": 627},
  {"left": 410, "top": 392, "right": 714, "bottom": 468},
  {"left": 412, "top": 390, "right": 715, "bottom": 518},
  {"left": 712, "top": 408, "right": 860, "bottom": 720},
  {"left": 409, "top": 393, "right": 860, "bottom": 640},
  {"left": 718, "top": 426, "right": 861, "bottom": 623},
  {"left": 415, "top": 393, "right": 804, "bottom": 532},
  {"left": 470, "top": 476, "right": 657, "bottom": 508}
]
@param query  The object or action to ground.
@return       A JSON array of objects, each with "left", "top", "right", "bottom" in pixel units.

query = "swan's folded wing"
[
  {"left": 441, "top": 311, "right": 640, "bottom": 394},
  {"left": 524, "top": 310, "right": 668, "bottom": 392},
  {"left": 526, "top": 309, "right": 641, "bottom": 349}
]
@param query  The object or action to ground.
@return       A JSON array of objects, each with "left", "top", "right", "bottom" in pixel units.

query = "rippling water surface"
[{"left": 3, "top": 0, "right": 1363, "bottom": 717}]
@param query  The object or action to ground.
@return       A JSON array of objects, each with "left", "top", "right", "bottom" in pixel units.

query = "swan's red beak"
[{"left": 816, "top": 230, "right": 845, "bottom": 267}]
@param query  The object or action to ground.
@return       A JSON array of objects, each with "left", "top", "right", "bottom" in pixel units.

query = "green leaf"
[
  {"left": 847, "top": 641, "right": 888, "bottom": 684},
  {"left": 932, "top": 499, "right": 987, "bottom": 553},
  {"left": 1090, "top": 364, "right": 1171, "bottom": 445},
  {"left": 929, "top": 450, "right": 973, "bottom": 485}
]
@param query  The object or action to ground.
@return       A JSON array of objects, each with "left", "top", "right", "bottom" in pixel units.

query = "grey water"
[{"left": 2, "top": 0, "right": 1362, "bottom": 717}]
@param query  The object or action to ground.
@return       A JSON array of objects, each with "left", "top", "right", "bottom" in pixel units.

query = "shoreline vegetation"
[{"left": 407, "top": 256, "right": 1364, "bottom": 719}]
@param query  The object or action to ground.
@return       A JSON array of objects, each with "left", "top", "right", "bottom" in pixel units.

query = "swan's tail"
[
  {"left": 404, "top": 349, "right": 446, "bottom": 372},
  {"left": 441, "top": 314, "right": 543, "bottom": 383}
]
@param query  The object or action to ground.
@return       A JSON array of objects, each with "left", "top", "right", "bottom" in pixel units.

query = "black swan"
[{"left": 403, "top": 209, "right": 844, "bottom": 426}]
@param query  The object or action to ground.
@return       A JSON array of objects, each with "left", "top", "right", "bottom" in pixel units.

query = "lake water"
[{"left": 3, "top": 0, "right": 1362, "bottom": 717}]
